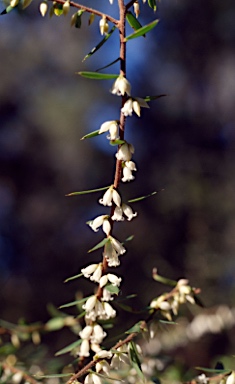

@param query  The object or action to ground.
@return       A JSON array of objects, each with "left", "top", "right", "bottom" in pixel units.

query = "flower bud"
[
  {"left": 99, "top": 16, "right": 109, "bottom": 35},
  {"left": 39, "top": 1, "right": 48, "bottom": 16}
]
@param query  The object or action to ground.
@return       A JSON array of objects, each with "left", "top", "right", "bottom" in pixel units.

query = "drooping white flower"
[
  {"left": 91, "top": 324, "right": 107, "bottom": 344},
  {"left": 99, "top": 16, "right": 109, "bottom": 35},
  {"left": 122, "top": 161, "right": 137, "bottom": 182},
  {"left": 122, "top": 203, "right": 137, "bottom": 221},
  {"left": 39, "top": 1, "right": 48, "bottom": 16},
  {"left": 81, "top": 263, "right": 103, "bottom": 283},
  {"left": 111, "top": 75, "right": 131, "bottom": 96},
  {"left": 116, "top": 142, "right": 135, "bottom": 161},
  {"left": 94, "top": 350, "right": 113, "bottom": 360},
  {"left": 79, "top": 339, "right": 90, "bottom": 357},
  {"left": 83, "top": 295, "right": 97, "bottom": 313},
  {"left": 133, "top": 1, "right": 140, "bottom": 18},
  {"left": 110, "top": 346, "right": 130, "bottom": 370},
  {"left": 79, "top": 325, "right": 93, "bottom": 340},
  {"left": 107, "top": 273, "right": 122, "bottom": 286},
  {"left": 99, "top": 121, "right": 119, "bottom": 141},
  {"left": 96, "top": 360, "right": 110, "bottom": 375},
  {"left": 110, "top": 236, "right": 126, "bottom": 255},
  {"left": 103, "top": 302, "right": 116, "bottom": 319},
  {"left": 111, "top": 206, "right": 124, "bottom": 221},
  {"left": 99, "top": 186, "right": 121, "bottom": 207},
  {"left": 103, "top": 241, "right": 120, "bottom": 267},
  {"left": 88, "top": 215, "right": 111, "bottom": 236},
  {"left": 121, "top": 97, "right": 149, "bottom": 117},
  {"left": 101, "top": 287, "right": 113, "bottom": 301},
  {"left": 84, "top": 373, "right": 102, "bottom": 384}
]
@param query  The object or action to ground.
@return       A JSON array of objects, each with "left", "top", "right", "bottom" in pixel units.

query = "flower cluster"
[{"left": 150, "top": 279, "right": 196, "bottom": 321}]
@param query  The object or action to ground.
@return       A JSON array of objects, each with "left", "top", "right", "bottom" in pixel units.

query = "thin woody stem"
[{"left": 48, "top": 0, "right": 119, "bottom": 24}]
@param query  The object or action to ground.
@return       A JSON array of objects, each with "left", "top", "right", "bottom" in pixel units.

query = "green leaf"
[
  {"left": 144, "top": 94, "right": 167, "bottom": 102},
  {"left": 95, "top": 57, "right": 120, "bottom": 73},
  {"left": 64, "top": 273, "right": 83, "bottom": 283},
  {"left": 115, "top": 301, "right": 135, "bottom": 313},
  {"left": 83, "top": 26, "right": 116, "bottom": 62},
  {"left": 45, "top": 317, "right": 65, "bottom": 331},
  {"left": 129, "top": 341, "right": 145, "bottom": 381},
  {"left": 88, "top": 237, "right": 109, "bottom": 253},
  {"left": 59, "top": 296, "right": 89, "bottom": 309},
  {"left": 152, "top": 269, "right": 177, "bottom": 286},
  {"left": 126, "top": 321, "right": 143, "bottom": 334},
  {"left": 77, "top": 72, "right": 118, "bottom": 80},
  {"left": 126, "top": 11, "right": 145, "bottom": 35},
  {"left": 80, "top": 129, "right": 100, "bottom": 140},
  {"left": 109, "top": 139, "right": 125, "bottom": 146},
  {"left": 55, "top": 339, "right": 82, "bottom": 356},
  {"left": 75, "top": 9, "right": 84, "bottom": 28},
  {"left": 0, "top": 5, "right": 14, "bottom": 14},
  {"left": 37, "top": 374, "right": 73, "bottom": 379},
  {"left": 128, "top": 191, "right": 159, "bottom": 203},
  {"left": 66, "top": 185, "right": 109, "bottom": 196},
  {"left": 125, "top": 19, "right": 159, "bottom": 41},
  {"left": 148, "top": 0, "right": 157, "bottom": 12},
  {"left": 195, "top": 367, "right": 231, "bottom": 374},
  {"left": 105, "top": 284, "right": 119, "bottom": 295},
  {"left": 125, "top": 235, "right": 134, "bottom": 242}
]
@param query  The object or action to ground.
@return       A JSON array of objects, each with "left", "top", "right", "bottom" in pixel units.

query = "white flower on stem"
[
  {"left": 79, "top": 325, "right": 93, "bottom": 340},
  {"left": 110, "top": 236, "right": 126, "bottom": 255},
  {"left": 99, "top": 186, "right": 121, "bottom": 207},
  {"left": 91, "top": 324, "right": 107, "bottom": 344},
  {"left": 89, "top": 215, "right": 111, "bottom": 235},
  {"left": 121, "top": 97, "right": 149, "bottom": 117},
  {"left": 84, "top": 373, "right": 102, "bottom": 384},
  {"left": 103, "top": 302, "right": 116, "bottom": 319},
  {"left": 99, "top": 16, "right": 109, "bottom": 35},
  {"left": 101, "top": 287, "right": 113, "bottom": 301},
  {"left": 122, "top": 203, "right": 137, "bottom": 221},
  {"left": 39, "top": 1, "right": 48, "bottom": 16},
  {"left": 103, "top": 241, "right": 120, "bottom": 267},
  {"left": 226, "top": 372, "right": 235, "bottom": 384},
  {"left": 96, "top": 360, "right": 110, "bottom": 375},
  {"left": 79, "top": 339, "right": 90, "bottom": 357},
  {"left": 111, "top": 74, "right": 131, "bottom": 96},
  {"left": 83, "top": 295, "right": 97, "bottom": 313},
  {"left": 91, "top": 343, "right": 102, "bottom": 353},
  {"left": 133, "top": 1, "right": 140, "bottom": 18},
  {"left": 99, "top": 273, "right": 121, "bottom": 288},
  {"left": 81, "top": 263, "right": 103, "bottom": 283},
  {"left": 122, "top": 161, "right": 137, "bottom": 182},
  {"left": 99, "top": 121, "right": 119, "bottom": 141},
  {"left": 111, "top": 206, "right": 124, "bottom": 221},
  {"left": 116, "top": 142, "right": 134, "bottom": 161},
  {"left": 94, "top": 350, "right": 113, "bottom": 360},
  {"left": 110, "top": 346, "right": 130, "bottom": 370}
]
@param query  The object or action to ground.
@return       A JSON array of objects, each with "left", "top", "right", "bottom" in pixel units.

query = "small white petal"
[
  {"left": 81, "top": 264, "right": 98, "bottom": 278},
  {"left": 99, "top": 275, "right": 108, "bottom": 288},
  {"left": 111, "top": 206, "right": 124, "bottom": 221},
  {"left": 102, "top": 219, "right": 111, "bottom": 236},
  {"left": 79, "top": 325, "right": 93, "bottom": 339},
  {"left": 94, "top": 350, "right": 113, "bottom": 359},
  {"left": 107, "top": 273, "right": 122, "bottom": 286},
  {"left": 112, "top": 189, "right": 121, "bottom": 207},
  {"left": 83, "top": 295, "right": 97, "bottom": 312},
  {"left": 79, "top": 339, "right": 90, "bottom": 357},
  {"left": 90, "top": 264, "right": 103, "bottom": 282},
  {"left": 110, "top": 237, "right": 126, "bottom": 255},
  {"left": 122, "top": 203, "right": 137, "bottom": 221},
  {"left": 89, "top": 215, "right": 107, "bottom": 232},
  {"left": 99, "top": 188, "right": 112, "bottom": 206}
]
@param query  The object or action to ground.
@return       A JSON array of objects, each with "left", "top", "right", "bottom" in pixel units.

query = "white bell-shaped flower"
[
  {"left": 111, "top": 75, "right": 131, "bottom": 96},
  {"left": 99, "top": 120, "right": 119, "bottom": 141}
]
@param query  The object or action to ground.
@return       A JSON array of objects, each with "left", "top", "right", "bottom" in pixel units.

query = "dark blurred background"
[{"left": 0, "top": 0, "right": 235, "bottom": 370}]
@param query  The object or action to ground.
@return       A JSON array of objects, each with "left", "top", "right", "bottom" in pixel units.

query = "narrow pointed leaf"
[
  {"left": 125, "top": 19, "right": 159, "bottom": 41},
  {"left": 105, "top": 284, "right": 119, "bottom": 295},
  {"left": 55, "top": 339, "right": 82, "bottom": 356},
  {"left": 129, "top": 341, "right": 145, "bottom": 380},
  {"left": 38, "top": 374, "right": 73, "bottom": 379},
  {"left": 80, "top": 129, "right": 100, "bottom": 140},
  {"left": 126, "top": 11, "right": 145, "bottom": 36},
  {"left": 95, "top": 57, "right": 120, "bottom": 73},
  {"left": 125, "top": 321, "right": 143, "bottom": 334},
  {"left": 78, "top": 72, "right": 118, "bottom": 80},
  {"left": 66, "top": 186, "right": 109, "bottom": 196},
  {"left": 148, "top": 0, "right": 157, "bottom": 11},
  {"left": 125, "top": 235, "right": 134, "bottom": 242},
  {"left": 195, "top": 367, "right": 231, "bottom": 374},
  {"left": 88, "top": 238, "right": 109, "bottom": 253},
  {"left": 59, "top": 296, "right": 89, "bottom": 309},
  {"left": 64, "top": 273, "right": 83, "bottom": 282},
  {"left": 1, "top": 5, "right": 14, "bottom": 14},
  {"left": 152, "top": 269, "right": 177, "bottom": 286},
  {"left": 109, "top": 139, "right": 125, "bottom": 146},
  {"left": 128, "top": 191, "right": 158, "bottom": 203},
  {"left": 144, "top": 94, "right": 167, "bottom": 102},
  {"left": 45, "top": 317, "right": 66, "bottom": 331},
  {"left": 83, "top": 26, "right": 116, "bottom": 62}
]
